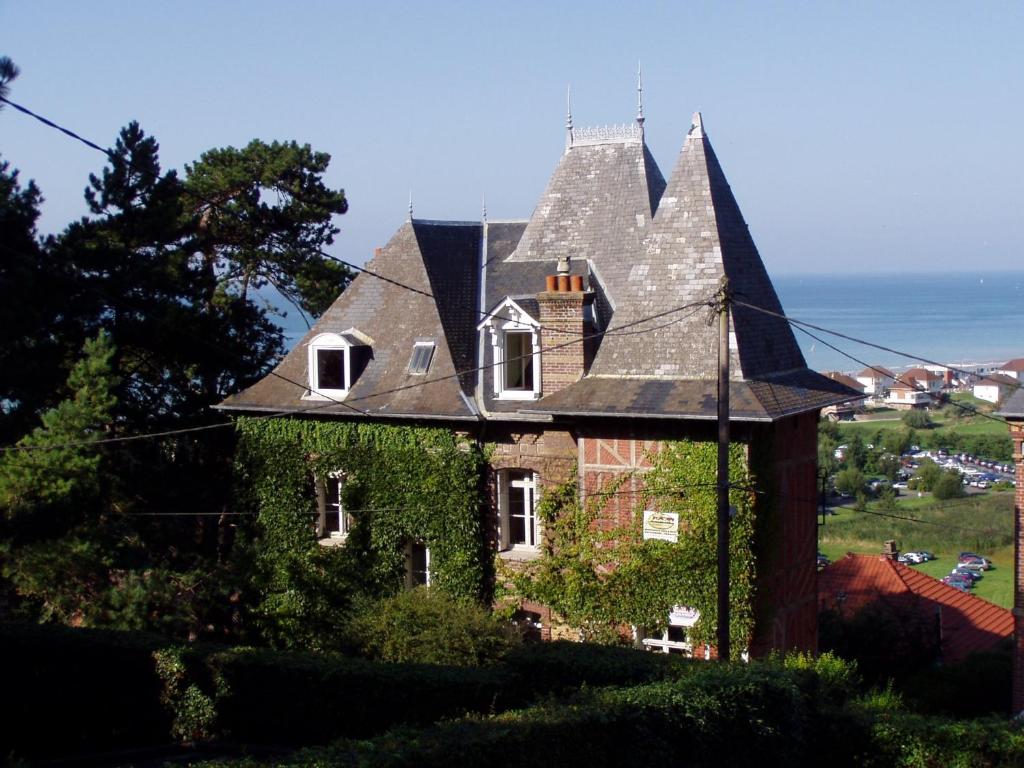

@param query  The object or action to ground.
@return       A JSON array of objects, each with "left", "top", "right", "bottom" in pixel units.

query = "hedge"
[{"left": 0, "top": 623, "right": 691, "bottom": 758}]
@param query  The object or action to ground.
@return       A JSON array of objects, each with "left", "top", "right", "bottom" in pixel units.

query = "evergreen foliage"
[
  {"left": 509, "top": 441, "right": 757, "bottom": 653},
  {"left": 234, "top": 416, "right": 487, "bottom": 650}
]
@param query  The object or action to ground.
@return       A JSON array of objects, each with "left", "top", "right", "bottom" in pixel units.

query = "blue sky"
[{"left": 2, "top": 1, "right": 1021, "bottom": 273}]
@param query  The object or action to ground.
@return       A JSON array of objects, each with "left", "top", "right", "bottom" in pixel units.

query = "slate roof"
[
  {"left": 218, "top": 221, "right": 480, "bottom": 421},
  {"left": 819, "top": 554, "right": 1013, "bottom": 664},
  {"left": 997, "top": 387, "right": 1024, "bottom": 419},
  {"left": 220, "top": 111, "right": 859, "bottom": 423}
]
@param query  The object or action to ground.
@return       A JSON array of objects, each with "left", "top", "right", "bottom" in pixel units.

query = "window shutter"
[
  {"left": 314, "top": 475, "right": 327, "bottom": 539},
  {"left": 498, "top": 471, "right": 510, "bottom": 550}
]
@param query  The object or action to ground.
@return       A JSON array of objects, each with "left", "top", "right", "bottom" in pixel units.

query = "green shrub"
[
  {"left": 503, "top": 639, "right": 693, "bottom": 693},
  {"left": 932, "top": 469, "right": 965, "bottom": 500},
  {"left": 901, "top": 410, "right": 933, "bottom": 429},
  {"left": 346, "top": 587, "right": 521, "bottom": 666}
]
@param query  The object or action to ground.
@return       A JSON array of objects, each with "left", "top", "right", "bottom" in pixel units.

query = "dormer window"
[
  {"left": 478, "top": 298, "right": 541, "bottom": 401},
  {"left": 305, "top": 329, "right": 372, "bottom": 399}
]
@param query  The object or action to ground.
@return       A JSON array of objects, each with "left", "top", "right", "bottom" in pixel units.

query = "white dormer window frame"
[
  {"left": 478, "top": 298, "right": 541, "bottom": 401},
  {"left": 305, "top": 329, "right": 372, "bottom": 400}
]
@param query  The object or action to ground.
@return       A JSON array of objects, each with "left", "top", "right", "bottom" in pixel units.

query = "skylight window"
[{"left": 408, "top": 341, "right": 435, "bottom": 375}]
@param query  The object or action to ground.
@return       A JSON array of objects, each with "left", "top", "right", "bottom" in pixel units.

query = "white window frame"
[
  {"left": 304, "top": 329, "right": 372, "bottom": 400},
  {"left": 405, "top": 540, "right": 431, "bottom": 587},
  {"left": 478, "top": 299, "right": 541, "bottom": 401},
  {"left": 638, "top": 606, "right": 698, "bottom": 655},
  {"left": 316, "top": 471, "right": 352, "bottom": 542},
  {"left": 498, "top": 469, "right": 540, "bottom": 553}
]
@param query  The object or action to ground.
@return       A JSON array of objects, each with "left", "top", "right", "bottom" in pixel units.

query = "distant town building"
[
  {"left": 855, "top": 365, "right": 895, "bottom": 396},
  {"left": 820, "top": 371, "right": 867, "bottom": 420},
  {"left": 886, "top": 377, "right": 931, "bottom": 409},
  {"left": 902, "top": 367, "right": 944, "bottom": 394},
  {"left": 996, "top": 358, "right": 1024, "bottom": 381},
  {"left": 974, "top": 373, "right": 1018, "bottom": 404}
]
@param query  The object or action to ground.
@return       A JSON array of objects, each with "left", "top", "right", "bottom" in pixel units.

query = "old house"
[
  {"left": 997, "top": 388, "right": 1024, "bottom": 715},
  {"left": 219, "top": 104, "right": 856, "bottom": 656}
]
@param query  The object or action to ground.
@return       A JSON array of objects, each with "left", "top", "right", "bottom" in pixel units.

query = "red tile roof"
[
  {"left": 1002, "top": 358, "right": 1024, "bottom": 372},
  {"left": 819, "top": 554, "right": 1012, "bottom": 663},
  {"left": 822, "top": 371, "right": 865, "bottom": 392},
  {"left": 857, "top": 366, "right": 895, "bottom": 379}
]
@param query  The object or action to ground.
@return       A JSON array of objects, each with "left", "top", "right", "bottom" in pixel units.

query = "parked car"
[
  {"left": 951, "top": 567, "right": 982, "bottom": 582},
  {"left": 900, "top": 551, "right": 934, "bottom": 564},
  {"left": 942, "top": 574, "right": 973, "bottom": 590},
  {"left": 959, "top": 553, "right": 992, "bottom": 570}
]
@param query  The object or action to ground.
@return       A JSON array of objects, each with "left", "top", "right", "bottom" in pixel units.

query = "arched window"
[{"left": 305, "top": 330, "right": 371, "bottom": 399}]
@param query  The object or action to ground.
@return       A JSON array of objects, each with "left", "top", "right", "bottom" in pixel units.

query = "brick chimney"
[
  {"left": 536, "top": 262, "right": 592, "bottom": 397},
  {"left": 882, "top": 540, "right": 899, "bottom": 561}
]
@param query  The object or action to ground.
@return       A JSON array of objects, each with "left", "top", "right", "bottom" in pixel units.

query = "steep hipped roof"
[
  {"left": 819, "top": 554, "right": 1012, "bottom": 664},
  {"left": 218, "top": 221, "right": 479, "bottom": 420},
  {"left": 220, "top": 110, "right": 859, "bottom": 424},
  {"left": 508, "top": 127, "right": 665, "bottom": 267},
  {"left": 586, "top": 113, "right": 807, "bottom": 381}
]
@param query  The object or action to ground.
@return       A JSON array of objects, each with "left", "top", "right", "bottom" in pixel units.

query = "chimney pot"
[
  {"left": 570, "top": 274, "right": 584, "bottom": 292},
  {"left": 545, "top": 275, "right": 557, "bottom": 292},
  {"left": 374, "top": 247, "right": 383, "bottom": 258},
  {"left": 557, "top": 274, "right": 570, "bottom": 292}
]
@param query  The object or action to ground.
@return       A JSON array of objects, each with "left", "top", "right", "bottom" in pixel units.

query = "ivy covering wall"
[
  {"left": 509, "top": 440, "right": 757, "bottom": 653},
  {"left": 234, "top": 417, "right": 486, "bottom": 649}
]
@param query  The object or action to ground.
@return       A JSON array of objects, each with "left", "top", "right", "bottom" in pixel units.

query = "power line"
[
  {"left": 0, "top": 94, "right": 640, "bottom": 340},
  {"left": 734, "top": 297, "right": 1021, "bottom": 398}
]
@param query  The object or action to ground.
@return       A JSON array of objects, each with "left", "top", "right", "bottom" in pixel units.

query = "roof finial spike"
[
  {"left": 565, "top": 84, "right": 574, "bottom": 151},
  {"left": 481, "top": 193, "right": 487, "bottom": 223},
  {"left": 636, "top": 61, "right": 645, "bottom": 130},
  {"left": 408, "top": 189, "right": 413, "bottom": 220}
]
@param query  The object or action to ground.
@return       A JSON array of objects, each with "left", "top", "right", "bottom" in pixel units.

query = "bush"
[
  {"left": 835, "top": 467, "right": 866, "bottom": 497},
  {"left": 932, "top": 470, "right": 965, "bottom": 500},
  {"left": 899, "top": 646, "right": 1012, "bottom": 718},
  {"left": 346, "top": 587, "right": 521, "bottom": 666},
  {"left": 901, "top": 410, "right": 933, "bottom": 429}
]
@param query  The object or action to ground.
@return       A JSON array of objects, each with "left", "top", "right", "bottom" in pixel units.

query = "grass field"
[
  {"left": 837, "top": 412, "right": 1008, "bottom": 439},
  {"left": 817, "top": 491, "right": 1015, "bottom": 608}
]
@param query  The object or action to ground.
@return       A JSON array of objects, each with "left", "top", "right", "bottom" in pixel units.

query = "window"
[
  {"left": 498, "top": 469, "right": 539, "bottom": 552},
  {"left": 316, "top": 472, "right": 352, "bottom": 541},
  {"left": 639, "top": 606, "right": 699, "bottom": 655},
  {"left": 477, "top": 298, "right": 541, "bottom": 401},
  {"left": 408, "top": 341, "right": 435, "bottom": 375},
  {"left": 504, "top": 331, "right": 534, "bottom": 391},
  {"left": 405, "top": 541, "right": 431, "bottom": 587},
  {"left": 305, "top": 330, "right": 372, "bottom": 399}
]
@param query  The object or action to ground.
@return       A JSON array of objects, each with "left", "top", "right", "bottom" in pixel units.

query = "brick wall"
[
  {"left": 1010, "top": 421, "right": 1024, "bottom": 716},
  {"left": 537, "top": 290, "right": 590, "bottom": 396}
]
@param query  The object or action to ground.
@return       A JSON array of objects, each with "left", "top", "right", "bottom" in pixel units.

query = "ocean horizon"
[{"left": 276, "top": 270, "right": 1024, "bottom": 376}]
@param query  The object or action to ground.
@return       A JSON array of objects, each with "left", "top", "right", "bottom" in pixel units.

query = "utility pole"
[{"left": 716, "top": 276, "right": 731, "bottom": 662}]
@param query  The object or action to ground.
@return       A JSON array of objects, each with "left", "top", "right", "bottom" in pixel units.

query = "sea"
[{"left": 277, "top": 271, "right": 1024, "bottom": 375}]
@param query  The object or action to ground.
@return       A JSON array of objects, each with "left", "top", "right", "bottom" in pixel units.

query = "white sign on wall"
[
  {"left": 642, "top": 510, "right": 679, "bottom": 543},
  {"left": 668, "top": 605, "right": 700, "bottom": 627}
]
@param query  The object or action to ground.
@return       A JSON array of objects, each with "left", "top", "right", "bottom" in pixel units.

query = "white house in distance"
[
  {"left": 974, "top": 373, "right": 1019, "bottom": 405},
  {"left": 820, "top": 372, "right": 867, "bottom": 420},
  {"left": 856, "top": 366, "right": 895, "bottom": 396},
  {"left": 903, "top": 367, "right": 944, "bottom": 394},
  {"left": 886, "top": 377, "right": 931, "bottom": 409},
  {"left": 996, "top": 359, "right": 1024, "bottom": 381}
]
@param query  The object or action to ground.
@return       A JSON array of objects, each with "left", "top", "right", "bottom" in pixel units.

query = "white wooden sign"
[{"left": 642, "top": 510, "right": 679, "bottom": 543}]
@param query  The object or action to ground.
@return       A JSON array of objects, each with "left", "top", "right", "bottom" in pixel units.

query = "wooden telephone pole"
[{"left": 716, "top": 276, "right": 731, "bottom": 661}]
